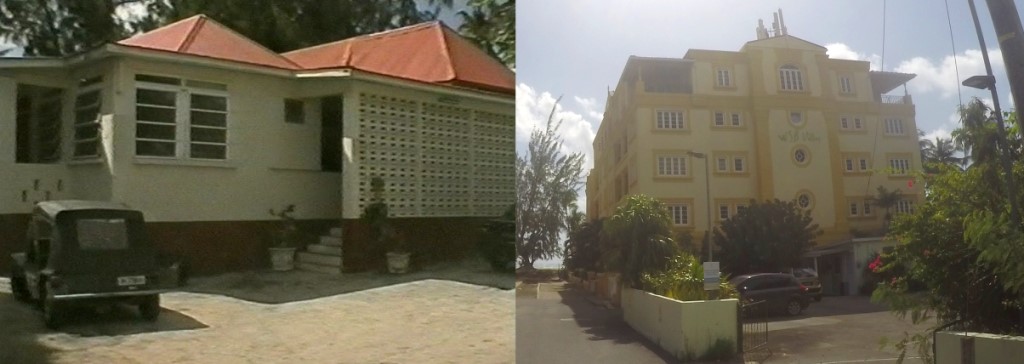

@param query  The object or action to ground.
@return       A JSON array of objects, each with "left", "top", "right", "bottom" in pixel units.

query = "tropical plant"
[
  {"left": 563, "top": 217, "right": 604, "bottom": 272},
  {"left": 874, "top": 185, "right": 902, "bottom": 228},
  {"left": 920, "top": 136, "right": 963, "bottom": 173},
  {"left": 872, "top": 163, "right": 1024, "bottom": 362},
  {"left": 478, "top": 204, "right": 515, "bottom": 272},
  {"left": 516, "top": 99, "right": 585, "bottom": 269},
  {"left": 361, "top": 176, "right": 406, "bottom": 255},
  {"left": 641, "top": 252, "right": 737, "bottom": 301},
  {"left": 602, "top": 194, "right": 678, "bottom": 287},
  {"left": 457, "top": 0, "right": 514, "bottom": 68},
  {"left": 713, "top": 199, "right": 820, "bottom": 275},
  {"left": 952, "top": 98, "right": 1002, "bottom": 167}
]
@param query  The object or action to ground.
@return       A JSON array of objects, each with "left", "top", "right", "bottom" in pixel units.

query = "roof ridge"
[
  {"left": 178, "top": 15, "right": 206, "bottom": 52},
  {"left": 197, "top": 15, "right": 301, "bottom": 68},
  {"left": 436, "top": 23, "right": 457, "bottom": 82},
  {"left": 282, "top": 21, "right": 439, "bottom": 56}
]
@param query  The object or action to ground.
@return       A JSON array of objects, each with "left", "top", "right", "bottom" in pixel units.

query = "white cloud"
[
  {"left": 516, "top": 83, "right": 598, "bottom": 170},
  {"left": 894, "top": 49, "right": 1003, "bottom": 99},
  {"left": 825, "top": 43, "right": 881, "bottom": 71},
  {"left": 573, "top": 95, "right": 605, "bottom": 122}
]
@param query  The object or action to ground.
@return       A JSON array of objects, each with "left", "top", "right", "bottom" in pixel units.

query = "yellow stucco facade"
[{"left": 587, "top": 33, "right": 923, "bottom": 249}]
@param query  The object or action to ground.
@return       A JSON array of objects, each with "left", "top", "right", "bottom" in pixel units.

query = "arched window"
[{"left": 779, "top": 65, "right": 804, "bottom": 91}]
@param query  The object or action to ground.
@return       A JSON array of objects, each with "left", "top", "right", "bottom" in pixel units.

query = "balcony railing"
[{"left": 881, "top": 95, "right": 911, "bottom": 105}]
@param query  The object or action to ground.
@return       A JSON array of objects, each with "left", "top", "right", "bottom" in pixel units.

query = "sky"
[{"left": 518, "top": 0, "right": 1024, "bottom": 268}]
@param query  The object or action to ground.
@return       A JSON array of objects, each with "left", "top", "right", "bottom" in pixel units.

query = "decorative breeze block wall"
[{"left": 357, "top": 93, "right": 514, "bottom": 218}]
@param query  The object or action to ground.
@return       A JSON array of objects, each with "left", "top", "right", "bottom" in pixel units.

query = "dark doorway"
[{"left": 320, "top": 96, "right": 343, "bottom": 172}]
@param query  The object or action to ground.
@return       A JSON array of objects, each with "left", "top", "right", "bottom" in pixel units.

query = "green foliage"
[
  {"left": 713, "top": 199, "right": 821, "bottom": 275},
  {"left": 641, "top": 252, "right": 738, "bottom": 301},
  {"left": 563, "top": 218, "right": 604, "bottom": 272},
  {"left": 920, "top": 135, "right": 963, "bottom": 173},
  {"left": 603, "top": 194, "right": 678, "bottom": 287},
  {"left": 874, "top": 185, "right": 902, "bottom": 225},
  {"left": 478, "top": 205, "right": 515, "bottom": 272},
  {"left": 872, "top": 161, "right": 1024, "bottom": 362},
  {"left": 361, "top": 176, "right": 406, "bottom": 254},
  {"left": 516, "top": 99, "right": 585, "bottom": 268},
  {"left": 0, "top": 0, "right": 515, "bottom": 60},
  {"left": 457, "top": 0, "right": 514, "bottom": 68},
  {"left": 699, "top": 338, "right": 736, "bottom": 361}
]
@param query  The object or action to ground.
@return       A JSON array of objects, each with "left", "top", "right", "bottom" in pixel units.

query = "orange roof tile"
[
  {"left": 283, "top": 22, "right": 514, "bottom": 94},
  {"left": 116, "top": 16, "right": 513, "bottom": 95},
  {"left": 117, "top": 15, "right": 300, "bottom": 70}
]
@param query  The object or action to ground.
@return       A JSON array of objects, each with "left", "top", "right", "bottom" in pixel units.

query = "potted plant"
[
  {"left": 362, "top": 177, "right": 411, "bottom": 274},
  {"left": 268, "top": 204, "right": 300, "bottom": 271},
  {"left": 384, "top": 226, "right": 411, "bottom": 274}
]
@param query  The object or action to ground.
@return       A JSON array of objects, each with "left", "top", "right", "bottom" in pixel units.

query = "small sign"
[{"left": 703, "top": 262, "right": 720, "bottom": 291}]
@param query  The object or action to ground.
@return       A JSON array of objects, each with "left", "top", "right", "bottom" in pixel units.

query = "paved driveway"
[
  {"left": 0, "top": 277, "right": 514, "bottom": 363},
  {"left": 516, "top": 282, "right": 681, "bottom": 364},
  {"left": 756, "top": 296, "right": 930, "bottom": 363}
]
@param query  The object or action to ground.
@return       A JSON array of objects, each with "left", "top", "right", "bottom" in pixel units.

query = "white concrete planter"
[
  {"left": 387, "top": 252, "right": 411, "bottom": 274},
  {"left": 269, "top": 247, "right": 297, "bottom": 271}
]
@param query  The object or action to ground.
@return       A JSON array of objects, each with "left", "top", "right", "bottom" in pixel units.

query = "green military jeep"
[{"left": 9, "top": 200, "right": 177, "bottom": 328}]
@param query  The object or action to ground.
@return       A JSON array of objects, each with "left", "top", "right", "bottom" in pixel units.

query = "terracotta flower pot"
[
  {"left": 269, "top": 247, "right": 297, "bottom": 271},
  {"left": 387, "top": 252, "right": 411, "bottom": 274}
]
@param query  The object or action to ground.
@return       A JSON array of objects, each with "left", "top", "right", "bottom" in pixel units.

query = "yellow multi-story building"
[{"left": 586, "top": 17, "right": 923, "bottom": 260}]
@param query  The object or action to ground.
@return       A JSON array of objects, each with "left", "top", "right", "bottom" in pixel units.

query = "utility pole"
[{"left": 985, "top": 0, "right": 1024, "bottom": 140}]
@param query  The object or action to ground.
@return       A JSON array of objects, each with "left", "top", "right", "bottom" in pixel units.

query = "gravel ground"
[{"left": 0, "top": 261, "right": 515, "bottom": 364}]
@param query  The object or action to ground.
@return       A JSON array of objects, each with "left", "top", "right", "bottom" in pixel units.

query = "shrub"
[
  {"left": 478, "top": 205, "right": 515, "bottom": 272},
  {"left": 641, "top": 252, "right": 738, "bottom": 301}
]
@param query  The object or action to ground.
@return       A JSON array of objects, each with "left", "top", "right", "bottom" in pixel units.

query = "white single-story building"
[{"left": 0, "top": 15, "right": 515, "bottom": 274}]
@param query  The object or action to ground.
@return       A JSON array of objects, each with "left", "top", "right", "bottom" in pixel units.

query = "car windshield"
[
  {"left": 77, "top": 218, "right": 129, "bottom": 250},
  {"left": 793, "top": 268, "right": 817, "bottom": 278}
]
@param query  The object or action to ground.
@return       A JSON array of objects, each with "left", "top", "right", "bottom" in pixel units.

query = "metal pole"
[
  {"left": 968, "top": 0, "right": 1022, "bottom": 227},
  {"left": 984, "top": 0, "right": 1024, "bottom": 141},
  {"left": 705, "top": 156, "right": 713, "bottom": 262}
]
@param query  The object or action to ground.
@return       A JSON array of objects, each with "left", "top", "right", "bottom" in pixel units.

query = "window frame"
[
  {"left": 716, "top": 68, "right": 732, "bottom": 87},
  {"left": 656, "top": 155, "right": 688, "bottom": 177},
  {"left": 839, "top": 75, "right": 854, "bottom": 94},
  {"left": 668, "top": 204, "right": 691, "bottom": 226},
  {"left": 889, "top": 158, "right": 911, "bottom": 175},
  {"left": 134, "top": 74, "right": 230, "bottom": 161},
  {"left": 655, "top": 110, "right": 686, "bottom": 130},
  {"left": 884, "top": 118, "right": 905, "bottom": 135},
  {"left": 73, "top": 79, "right": 104, "bottom": 159},
  {"left": 779, "top": 65, "right": 804, "bottom": 91}
]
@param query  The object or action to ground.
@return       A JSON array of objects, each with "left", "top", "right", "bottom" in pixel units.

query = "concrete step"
[
  {"left": 297, "top": 262, "right": 342, "bottom": 275},
  {"left": 329, "top": 227, "right": 342, "bottom": 237},
  {"left": 297, "top": 251, "right": 342, "bottom": 267},
  {"left": 320, "top": 236, "right": 342, "bottom": 246},
  {"left": 307, "top": 244, "right": 342, "bottom": 256}
]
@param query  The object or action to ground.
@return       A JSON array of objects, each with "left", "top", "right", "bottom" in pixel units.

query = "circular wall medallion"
[
  {"left": 789, "top": 111, "right": 805, "bottom": 127},
  {"left": 795, "top": 190, "right": 815, "bottom": 210},
  {"left": 791, "top": 145, "right": 811, "bottom": 166}
]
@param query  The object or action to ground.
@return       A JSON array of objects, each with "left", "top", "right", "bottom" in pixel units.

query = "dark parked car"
[
  {"left": 730, "top": 273, "right": 811, "bottom": 316},
  {"left": 9, "top": 200, "right": 177, "bottom": 328},
  {"left": 789, "top": 268, "right": 822, "bottom": 302}
]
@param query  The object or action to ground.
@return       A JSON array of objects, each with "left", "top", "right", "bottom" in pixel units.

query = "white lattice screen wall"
[{"left": 357, "top": 93, "right": 514, "bottom": 217}]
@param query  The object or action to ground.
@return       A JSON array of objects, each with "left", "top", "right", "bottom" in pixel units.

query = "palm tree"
[
  {"left": 952, "top": 98, "right": 1001, "bottom": 167},
  {"left": 601, "top": 194, "right": 678, "bottom": 287},
  {"left": 931, "top": 137, "right": 963, "bottom": 166}
]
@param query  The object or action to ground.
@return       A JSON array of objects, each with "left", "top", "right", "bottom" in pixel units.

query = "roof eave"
[
  {"left": 346, "top": 69, "right": 513, "bottom": 105},
  {"left": 107, "top": 44, "right": 295, "bottom": 77}
]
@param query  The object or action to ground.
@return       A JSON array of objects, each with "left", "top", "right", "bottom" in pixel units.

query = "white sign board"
[{"left": 703, "top": 262, "right": 720, "bottom": 291}]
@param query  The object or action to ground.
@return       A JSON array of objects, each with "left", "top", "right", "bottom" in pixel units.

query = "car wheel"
[
  {"left": 11, "top": 274, "right": 30, "bottom": 302},
  {"left": 786, "top": 299, "right": 803, "bottom": 316},
  {"left": 42, "top": 290, "right": 63, "bottom": 329},
  {"left": 139, "top": 295, "right": 160, "bottom": 321}
]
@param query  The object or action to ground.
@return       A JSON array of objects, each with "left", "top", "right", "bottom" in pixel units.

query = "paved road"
[
  {"left": 515, "top": 281, "right": 682, "bottom": 364},
  {"left": 762, "top": 296, "right": 930, "bottom": 363}
]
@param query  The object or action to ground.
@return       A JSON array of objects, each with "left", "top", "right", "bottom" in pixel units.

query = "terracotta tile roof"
[
  {"left": 115, "top": 15, "right": 513, "bottom": 95},
  {"left": 117, "top": 15, "right": 300, "bottom": 70},
  {"left": 282, "top": 21, "right": 514, "bottom": 94}
]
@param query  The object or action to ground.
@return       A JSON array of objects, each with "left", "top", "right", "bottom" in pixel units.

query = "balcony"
[{"left": 880, "top": 94, "right": 912, "bottom": 105}]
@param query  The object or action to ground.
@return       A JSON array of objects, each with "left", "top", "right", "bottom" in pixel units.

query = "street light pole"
[
  {"left": 687, "top": 151, "right": 713, "bottom": 262},
  {"left": 966, "top": 0, "right": 1022, "bottom": 228}
]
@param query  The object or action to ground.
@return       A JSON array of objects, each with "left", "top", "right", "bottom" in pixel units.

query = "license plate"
[{"left": 117, "top": 276, "right": 146, "bottom": 286}]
